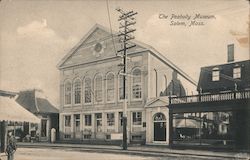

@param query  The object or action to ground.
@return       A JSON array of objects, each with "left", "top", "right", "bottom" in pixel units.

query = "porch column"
[
  {"left": 115, "top": 111, "right": 119, "bottom": 132},
  {"left": 168, "top": 107, "right": 173, "bottom": 148},
  {"left": 146, "top": 109, "right": 152, "bottom": 143},
  {"left": 91, "top": 113, "right": 95, "bottom": 138},
  {"left": 71, "top": 114, "right": 74, "bottom": 139},
  {"left": 59, "top": 114, "right": 64, "bottom": 140},
  {"left": 80, "top": 114, "right": 83, "bottom": 140}
]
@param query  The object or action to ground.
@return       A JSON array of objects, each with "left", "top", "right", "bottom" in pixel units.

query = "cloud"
[
  {"left": 17, "top": 19, "right": 55, "bottom": 38},
  {"left": 0, "top": 19, "right": 78, "bottom": 105}
]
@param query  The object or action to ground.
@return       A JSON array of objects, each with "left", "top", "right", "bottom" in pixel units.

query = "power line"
[{"left": 106, "top": 0, "right": 117, "bottom": 56}]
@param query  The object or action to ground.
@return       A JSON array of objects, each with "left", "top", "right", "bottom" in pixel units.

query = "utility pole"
[{"left": 116, "top": 8, "right": 137, "bottom": 150}]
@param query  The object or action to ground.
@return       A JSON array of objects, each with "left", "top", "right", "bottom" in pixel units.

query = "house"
[
  {"left": 15, "top": 89, "right": 59, "bottom": 142},
  {"left": 169, "top": 47, "right": 250, "bottom": 150},
  {"left": 57, "top": 24, "right": 196, "bottom": 145}
]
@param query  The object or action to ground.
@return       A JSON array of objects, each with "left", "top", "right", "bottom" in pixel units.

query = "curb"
[{"left": 18, "top": 143, "right": 250, "bottom": 160}]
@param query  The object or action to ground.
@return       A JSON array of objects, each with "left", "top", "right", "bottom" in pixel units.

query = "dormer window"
[
  {"left": 212, "top": 67, "right": 220, "bottom": 81},
  {"left": 233, "top": 65, "right": 241, "bottom": 79}
]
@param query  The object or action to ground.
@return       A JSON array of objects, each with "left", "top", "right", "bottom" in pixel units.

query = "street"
[{"left": 10, "top": 148, "right": 209, "bottom": 160}]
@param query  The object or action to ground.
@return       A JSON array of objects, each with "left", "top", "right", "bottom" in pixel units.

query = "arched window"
[
  {"left": 154, "top": 113, "right": 166, "bottom": 121},
  {"left": 95, "top": 74, "right": 103, "bottom": 102},
  {"left": 74, "top": 79, "right": 81, "bottom": 104},
  {"left": 106, "top": 73, "right": 115, "bottom": 102},
  {"left": 84, "top": 77, "right": 92, "bottom": 103},
  {"left": 64, "top": 81, "right": 72, "bottom": 105},
  {"left": 132, "top": 68, "right": 142, "bottom": 99}
]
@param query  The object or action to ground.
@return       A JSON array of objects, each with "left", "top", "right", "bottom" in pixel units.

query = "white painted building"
[{"left": 57, "top": 24, "right": 196, "bottom": 145}]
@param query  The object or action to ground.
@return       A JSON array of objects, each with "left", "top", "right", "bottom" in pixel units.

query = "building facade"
[
  {"left": 169, "top": 58, "right": 250, "bottom": 150},
  {"left": 57, "top": 24, "right": 196, "bottom": 145},
  {"left": 16, "top": 89, "right": 59, "bottom": 142}
]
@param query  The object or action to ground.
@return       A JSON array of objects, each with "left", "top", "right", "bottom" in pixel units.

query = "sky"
[{"left": 0, "top": 0, "right": 249, "bottom": 106}]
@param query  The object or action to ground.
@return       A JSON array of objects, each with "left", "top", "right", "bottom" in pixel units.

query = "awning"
[
  {"left": 175, "top": 118, "right": 200, "bottom": 128},
  {"left": 0, "top": 96, "right": 40, "bottom": 123}
]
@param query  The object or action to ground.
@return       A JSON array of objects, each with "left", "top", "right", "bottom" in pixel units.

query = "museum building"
[{"left": 57, "top": 24, "right": 196, "bottom": 145}]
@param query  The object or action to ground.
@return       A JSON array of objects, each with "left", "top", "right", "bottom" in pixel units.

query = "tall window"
[
  {"left": 107, "top": 113, "right": 115, "bottom": 126},
  {"left": 106, "top": 73, "right": 115, "bottom": 102},
  {"left": 65, "top": 115, "right": 71, "bottom": 127},
  {"left": 85, "top": 115, "right": 92, "bottom": 126},
  {"left": 132, "top": 68, "right": 142, "bottom": 99},
  {"left": 84, "top": 77, "right": 92, "bottom": 103},
  {"left": 233, "top": 66, "right": 241, "bottom": 79},
  {"left": 64, "top": 81, "right": 72, "bottom": 105},
  {"left": 95, "top": 74, "right": 103, "bottom": 102},
  {"left": 74, "top": 79, "right": 81, "bottom": 104},
  {"left": 212, "top": 67, "right": 220, "bottom": 81},
  {"left": 133, "top": 112, "right": 142, "bottom": 125}
]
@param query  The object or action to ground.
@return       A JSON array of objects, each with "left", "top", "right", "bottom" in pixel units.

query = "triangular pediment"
[
  {"left": 145, "top": 97, "right": 169, "bottom": 108},
  {"left": 57, "top": 24, "right": 147, "bottom": 69}
]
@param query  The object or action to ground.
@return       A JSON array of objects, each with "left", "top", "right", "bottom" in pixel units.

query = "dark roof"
[
  {"left": 16, "top": 90, "right": 58, "bottom": 114},
  {"left": 0, "top": 90, "right": 18, "bottom": 98},
  {"left": 161, "top": 72, "right": 186, "bottom": 97},
  {"left": 197, "top": 60, "right": 250, "bottom": 93}
]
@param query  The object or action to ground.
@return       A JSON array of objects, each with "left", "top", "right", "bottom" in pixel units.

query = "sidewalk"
[{"left": 17, "top": 142, "right": 250, "bottom": 160}]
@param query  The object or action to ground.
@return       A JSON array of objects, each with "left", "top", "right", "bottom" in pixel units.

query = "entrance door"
[
  {"left": 153, "top": 113, "right": 166, "bottom": 141},
  {"left": 154, "top": 122, "right": 166, "bottom": 141},
  {"left": 95, "top": 113, "right": 102, "bottom": 132},
  {"left": 41, "top": 119, "right": 47, "bottom": 138}
]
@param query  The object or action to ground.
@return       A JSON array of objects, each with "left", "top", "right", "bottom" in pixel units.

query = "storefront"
[{"left": 0, "top": 96, "right": 40, "bottom": 153}]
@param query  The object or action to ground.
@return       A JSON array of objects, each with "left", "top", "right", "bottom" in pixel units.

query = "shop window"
[
  {"left": 64, "top": 134, "right": 71, "bottom": 139},
  {"left": 85, "top": 115, "right": 92, "bottom": 126},
  {"left": 132, "top": 135, "right": 142, "bottom": 140},
  {"left": 107, "top": 113, "right": 115, "bottom": 126},
  {"left": 65, "top": 115, "right": 71, "bottom": 127},
  {"left": 133, "top": 112, "right": 142, "bottom": 125}
]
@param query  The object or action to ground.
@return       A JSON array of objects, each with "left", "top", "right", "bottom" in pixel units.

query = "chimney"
[{"left": 227, "top": 44, "right": 234, "bottom": 62}]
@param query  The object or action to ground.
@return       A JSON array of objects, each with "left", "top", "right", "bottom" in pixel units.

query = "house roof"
[
  {"left": 197, "top": 60, "right": 250, "bottom": 92},
  {"left": 145, "top": 97, "right": 169, "bottom": 108},
  {"left": 0, "top": 96, "right": 40, "bottom": 123},
  {"left": 15, "top": 89, "right": 58, "bottom": 114},
  {"left": 57, "top": 24, "right": 197, "bottom": 86}
]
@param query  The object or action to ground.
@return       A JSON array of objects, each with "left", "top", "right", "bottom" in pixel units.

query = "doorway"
[{"left": 153, "top": 113, "right": 166, "bottom": 141}]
